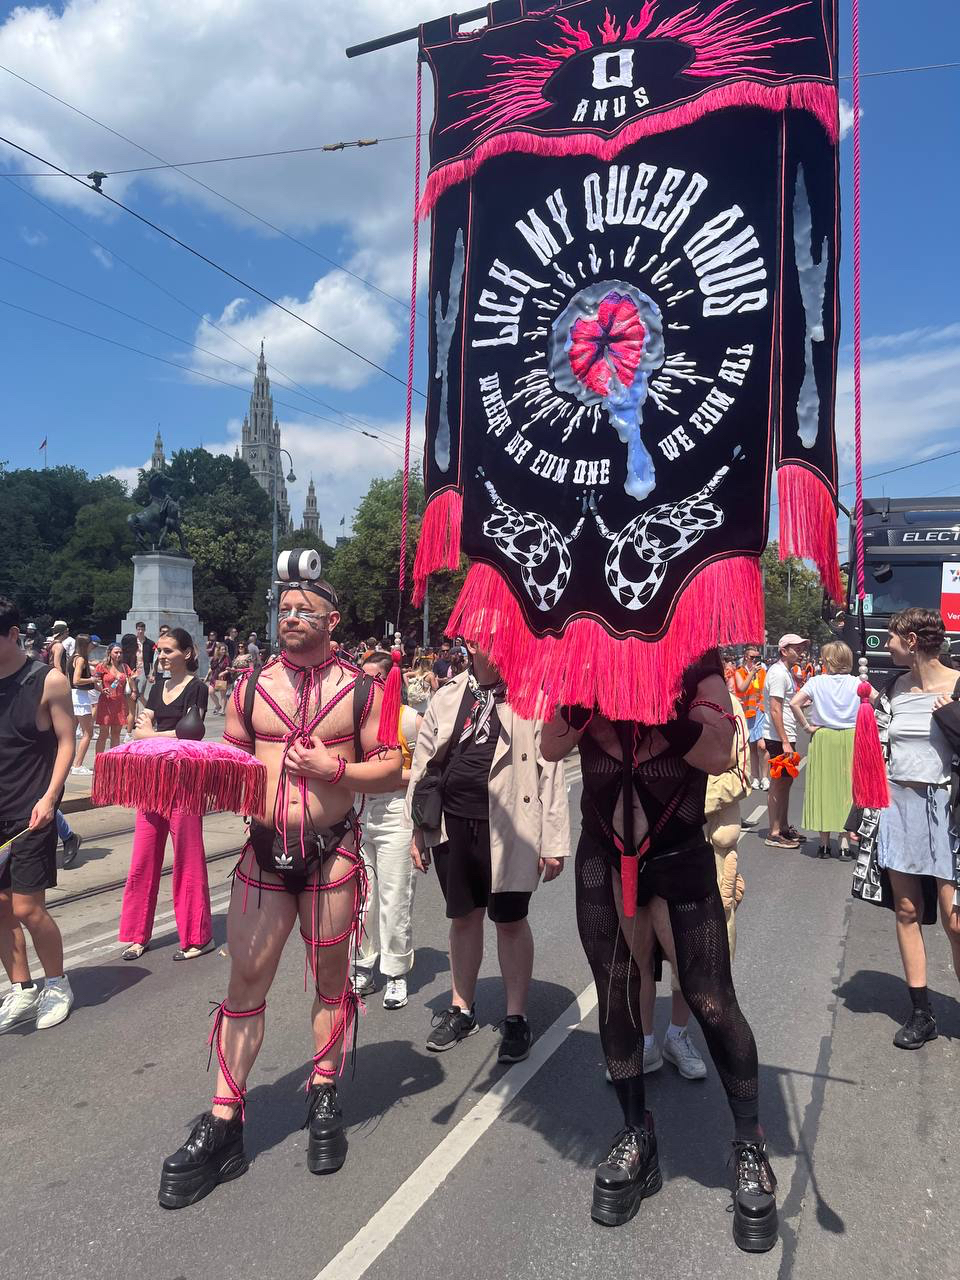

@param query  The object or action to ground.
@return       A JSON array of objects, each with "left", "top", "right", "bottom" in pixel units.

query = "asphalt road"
[{"left": 2, "top": 770, "right": 958, "bottom": 1280}]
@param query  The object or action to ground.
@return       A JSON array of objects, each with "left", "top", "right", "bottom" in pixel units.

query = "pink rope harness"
[{"left": 208, "top": 1000, "right": 266, "bottom": 1121}]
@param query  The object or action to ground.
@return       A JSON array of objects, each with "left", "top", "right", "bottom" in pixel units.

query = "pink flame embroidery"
[{"left": 448, "top": 1, "right": 812, "bottom": 141}]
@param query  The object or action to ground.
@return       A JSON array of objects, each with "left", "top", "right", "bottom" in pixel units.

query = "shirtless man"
[{"left": 158, "top": 575, "right": 400, "bottom": 1209}]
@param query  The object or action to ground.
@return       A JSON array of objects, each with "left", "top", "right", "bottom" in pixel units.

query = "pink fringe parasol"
[{"left": 92, "top": 739, "right": 266, "bottom": 819}]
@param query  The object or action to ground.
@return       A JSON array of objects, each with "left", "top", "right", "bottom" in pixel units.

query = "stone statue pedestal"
[{"left": 120, "top": 555, "right": 207, "bottom": 673}]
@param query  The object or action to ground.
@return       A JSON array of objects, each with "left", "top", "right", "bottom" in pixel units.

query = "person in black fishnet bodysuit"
[{"left": 541, "top": 652, "right": 778, "bottom": 1254}]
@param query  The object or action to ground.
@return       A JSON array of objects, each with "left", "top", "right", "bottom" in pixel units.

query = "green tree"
[
  {"left": 326, "top": 470, "right": 427, "bottom": 638},
  {"left": 762, "top": 542, "right": 832, "bottom": 647},
  {"left": 48, "top": 494, "right": 138, "bottom": 635}
]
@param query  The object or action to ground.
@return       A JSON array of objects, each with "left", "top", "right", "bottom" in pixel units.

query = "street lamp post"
[{"left": 268, "top": 446, "right": 297, "bottom": 652}]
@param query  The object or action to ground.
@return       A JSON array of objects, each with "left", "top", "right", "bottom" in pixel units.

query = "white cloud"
[
  {"left": 836, "top": 324, "right": 960, "bottom": 471},
  {"left": 0, "top": 0, "right": 434, "bottom": 297},
  {"left": 90, "top": 244, "right": 113, "bottom": 269},
  {"left": 18, "top": 226, "right": 47, "bottom": 246},
  {"left": 192, "top": 273, "right": 404, "bottom": 391},
  {"left": 104, "top": 460, "right": 149, "bottom": 492},
  {"left": 838, "top": 98, "right": 863, "bottom": 141}
]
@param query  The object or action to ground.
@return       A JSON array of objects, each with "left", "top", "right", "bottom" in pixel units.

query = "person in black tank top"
[
  {"left": 0, "top": 596, "right": 78, "bottom": 1034},
  {"left": 541, "top": 652, "right": 779, "bottom": 1253}
]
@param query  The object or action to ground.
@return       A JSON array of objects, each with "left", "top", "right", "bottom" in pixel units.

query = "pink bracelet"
[{"left": 330, "top": 756, "right": 347, "bottom": 785}]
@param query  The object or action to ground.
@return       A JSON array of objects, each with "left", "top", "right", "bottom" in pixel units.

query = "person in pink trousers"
[{"left": 118, "top": 628, "right": 213, "bottom": 963}]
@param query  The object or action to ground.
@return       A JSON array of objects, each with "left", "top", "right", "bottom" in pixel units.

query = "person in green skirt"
[{"left": 789, "top": 641, "right": 860, "bottom": 859}]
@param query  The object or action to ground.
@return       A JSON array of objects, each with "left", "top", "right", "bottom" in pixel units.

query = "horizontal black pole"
[{"left": 345, "top": 6, "right": 488, "bottom": 57}]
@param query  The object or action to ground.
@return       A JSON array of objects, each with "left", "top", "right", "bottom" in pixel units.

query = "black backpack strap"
[
  {"left": 242, "top": 665, "right": 262, "bottom": 741},
  {"left": 353, "top": 674, "right": 376, "bottom": 761}
]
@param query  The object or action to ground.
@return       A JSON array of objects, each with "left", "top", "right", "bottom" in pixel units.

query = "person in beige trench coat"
[{"left": 406, "top": 645, "right": 571, "bottom": 1062}]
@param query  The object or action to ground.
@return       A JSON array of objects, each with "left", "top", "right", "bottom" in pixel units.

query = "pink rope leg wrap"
[{"left": 208, "top": 999, "right": 265, "bottom": 1121}]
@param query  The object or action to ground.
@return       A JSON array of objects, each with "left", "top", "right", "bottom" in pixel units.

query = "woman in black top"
[
  {"left": 542, "top": 652, "right": 778, "bottom": 1253},
  {"left": 118, "top": 629, "right": 213, "bottom": 964}
]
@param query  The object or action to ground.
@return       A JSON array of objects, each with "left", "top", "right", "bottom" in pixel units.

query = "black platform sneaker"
[
  {"left": 158, "top": 1112, "right": 247, "bottom": 1209},
  {"left": 732, "top": 1141, "right": 778, "bottom": 1253},
  {"left": 305, "top": 1082, "right": 348, "bottom": 1174},
  {"left": 591, "top": 1114, "right": 662, "bottom": 1226}
]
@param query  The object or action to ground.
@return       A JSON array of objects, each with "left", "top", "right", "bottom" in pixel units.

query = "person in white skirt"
[{"left": 355, "top": 651, "right": 421, "bottom": 1009}]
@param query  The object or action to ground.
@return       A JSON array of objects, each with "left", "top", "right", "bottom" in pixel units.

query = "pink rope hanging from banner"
[
  {"left": 851, "top": 0, "right": 865, "bottom": 600},
  {"left": 397, "top": 58, "right": 423, "bottom": 608}
]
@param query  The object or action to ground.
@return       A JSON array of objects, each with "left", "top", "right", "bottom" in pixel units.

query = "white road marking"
[{"left": 314, "top": 983, "right": 599, "bottom": 1280}]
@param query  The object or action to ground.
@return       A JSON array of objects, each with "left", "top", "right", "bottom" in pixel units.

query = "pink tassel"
[
  {"left": 377, "top": 649, "right": 404, "bottom": 749},
  {"left": 445, "top": 556, "right": 763, "bottom": 724},
  {"left": 92, "top": 740, "right": 266, "bottom": 818},
  {"left": 853, "top": 682, "right": 889, "bottom": 809},
  {"left": 777, "top": 463, "right": 844, "bottom": 602},
  {"left": 419, "top": 82, "right": 838, "bottom": 215},
  {"left": 413, "top": 490, "right": 462, "bottom": 606},
  {"left": 621, "top": 854, "right": 638, "bottom": 919}
]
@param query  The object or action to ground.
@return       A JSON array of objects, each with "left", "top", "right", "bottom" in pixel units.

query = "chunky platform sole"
[
  {"left": 591, "top": 1165, "right": 662, "bottom": 1226},
  {"left": 158, "top": 1148, "right": 248, "bottom": 1210},
  {"left": 308, "top": 1128, "right": 348, "bottom": 1174},
  {"left": 733, "top": 1203, "right": 779, "bottom": 1253}
]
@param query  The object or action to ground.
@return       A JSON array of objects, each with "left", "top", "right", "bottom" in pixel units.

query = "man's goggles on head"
[{"left": 275, "top": 549, "right": 338, "bottom": 610}]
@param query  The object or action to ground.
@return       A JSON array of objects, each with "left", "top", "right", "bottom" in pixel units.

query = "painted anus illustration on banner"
[{"left": 413, "top": 1, "right": 842, "bottom": 724}]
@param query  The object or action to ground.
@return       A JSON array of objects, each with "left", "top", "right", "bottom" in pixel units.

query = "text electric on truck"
[{"left": 840, "top": 497, "right": 960, "bottom": 681}]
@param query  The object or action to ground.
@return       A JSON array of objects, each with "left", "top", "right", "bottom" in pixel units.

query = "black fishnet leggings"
[{"left": 576, "top": 833, "right": 759, "bottom": 1130}]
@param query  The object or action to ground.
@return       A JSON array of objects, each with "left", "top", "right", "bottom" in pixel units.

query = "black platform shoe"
[
  {"left": 893, "top": 1008, "right": 937, "bottom": 1050},
  {"left": 591, "top": 1114, "right": 662, "bottom": 1226},
  {"left": 732, "top": 1141, "right": 778, "bottom": 1253},
  {"left": 305, "top": 1082, "right": 348, "bottom": 1174},
  {"left": 158, "top": 1112, "right": 247, "bottom": 1209}
]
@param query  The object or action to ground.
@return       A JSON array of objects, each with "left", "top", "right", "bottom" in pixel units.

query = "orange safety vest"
[{"left": 735, "top": 666, "right": 765, "bottom": 719}]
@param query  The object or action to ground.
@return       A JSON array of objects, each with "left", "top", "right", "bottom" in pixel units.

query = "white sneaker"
[
  {"left": 35, "top": 976, "right": 74, "bottom": 1030},
  {"left": 663, "top": 1028, "right": 708, "bottom": 1080},
  {"left": 643, "top": 1040, "right": 663, "bottom": 1073},
  {"left": 760, "top": 778, "right": 770, "bottom": 792},
  {"left": 71, "top": 766, "right": 92, "bottom": 776},
  {"left": 0, "top": 983, "right": 41, "bottom": 1033},
  {"left": 353, "top": 968, "right": 378, "bottom": 998},
  {"left": 751, "top": 777, "right": 761, "bottom": 790},
  {"left": 383, "top": 977, "right": 408, "bottom": 1010}
]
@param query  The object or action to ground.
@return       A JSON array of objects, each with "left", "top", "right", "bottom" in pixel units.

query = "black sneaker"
[
  {"left": 732, "top": 1141, "right": 778, "bottom": 1252},
  {"left": 61, "top": 832, "right": 82, "bottom": 868},
  {"left": 426, "top": 1006, "right": 478, "bottom": 1052},
  {"left": 893, "top": 1008, "right": 937, "bottom": 1050},
  {"left": 497, "top": 1015, "right": 533, "bottom": 1064},
  {"left": 303, "top": 1082, "right": 348, "bottom": 1174},
  {"left": 591, "top": 1114, "right": 662, "bottom": 1226},
  {"left": 158, "top": 1112, "right": 247, "bottom": 1209}
]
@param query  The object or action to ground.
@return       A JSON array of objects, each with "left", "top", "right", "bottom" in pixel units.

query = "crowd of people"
[{"left": 0, "top": 588, "right": 957, "bottom": 1254}]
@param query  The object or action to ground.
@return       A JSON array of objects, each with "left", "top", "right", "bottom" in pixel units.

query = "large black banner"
[{"left": 414, "top": 1, "right": 840, "bottom": 723}]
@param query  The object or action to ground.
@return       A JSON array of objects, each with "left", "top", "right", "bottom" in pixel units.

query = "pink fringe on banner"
[
  {"left": 446, "top": 556, "right": 764, "bottom": 724},
  {"left": 413, "top": 489, "right": 463, "bottom": 605},
  {"left": 777, "top": 463, "right": 843, "bottom": 602},
  {"left": 92, "top": 739, "right": 266, "bottom": 819},
  {"left": 853, "top": 681, "right": 889, "bottom": 810},
  {"left": 419, "top": 82, "right": 838, "bottom": 215}
]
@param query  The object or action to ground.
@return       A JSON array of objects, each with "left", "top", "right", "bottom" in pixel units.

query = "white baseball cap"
[{"left": 778, "top": 633, "right": 808, "bottom": 649}]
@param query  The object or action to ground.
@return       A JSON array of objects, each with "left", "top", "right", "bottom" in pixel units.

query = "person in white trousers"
[{"left": 356, "top": 653, "right": 420, "bottom": 1009}]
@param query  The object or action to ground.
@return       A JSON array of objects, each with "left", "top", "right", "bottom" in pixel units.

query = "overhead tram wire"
[
  {"left": 0, "top": 134, "right": 427, "bottom": 398},
  {"left": 0, "top": 294, "right": 405, "bottom": 459},
  {"left": 0, "top": 136, "right": 415, "bottom": 178},
  {"left": 0, "top": 61, "right": 423, "bottom": 318},
  {"left": 1, "top": 177, "right": 404, "bottom": 444}
]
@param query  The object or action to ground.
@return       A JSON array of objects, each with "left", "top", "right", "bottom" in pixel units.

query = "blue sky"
[{"left": 0, "top": 0, "right": 957, "bottom": 540}]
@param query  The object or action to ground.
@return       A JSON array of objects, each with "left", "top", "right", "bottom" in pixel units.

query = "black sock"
[
  {"left": 908, "top": 986, "right": 931, "bottom": 1014},
  {"left": 729, "top": 1094, "right": 763, "bottom": 1144},
  {"left": 17, "top": 979, "right": 36, "bottom": 990}
]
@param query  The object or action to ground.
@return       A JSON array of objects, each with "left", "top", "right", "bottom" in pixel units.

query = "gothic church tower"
[{"left": 241, "top": 342, "right": 291, "bottom": 530}]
